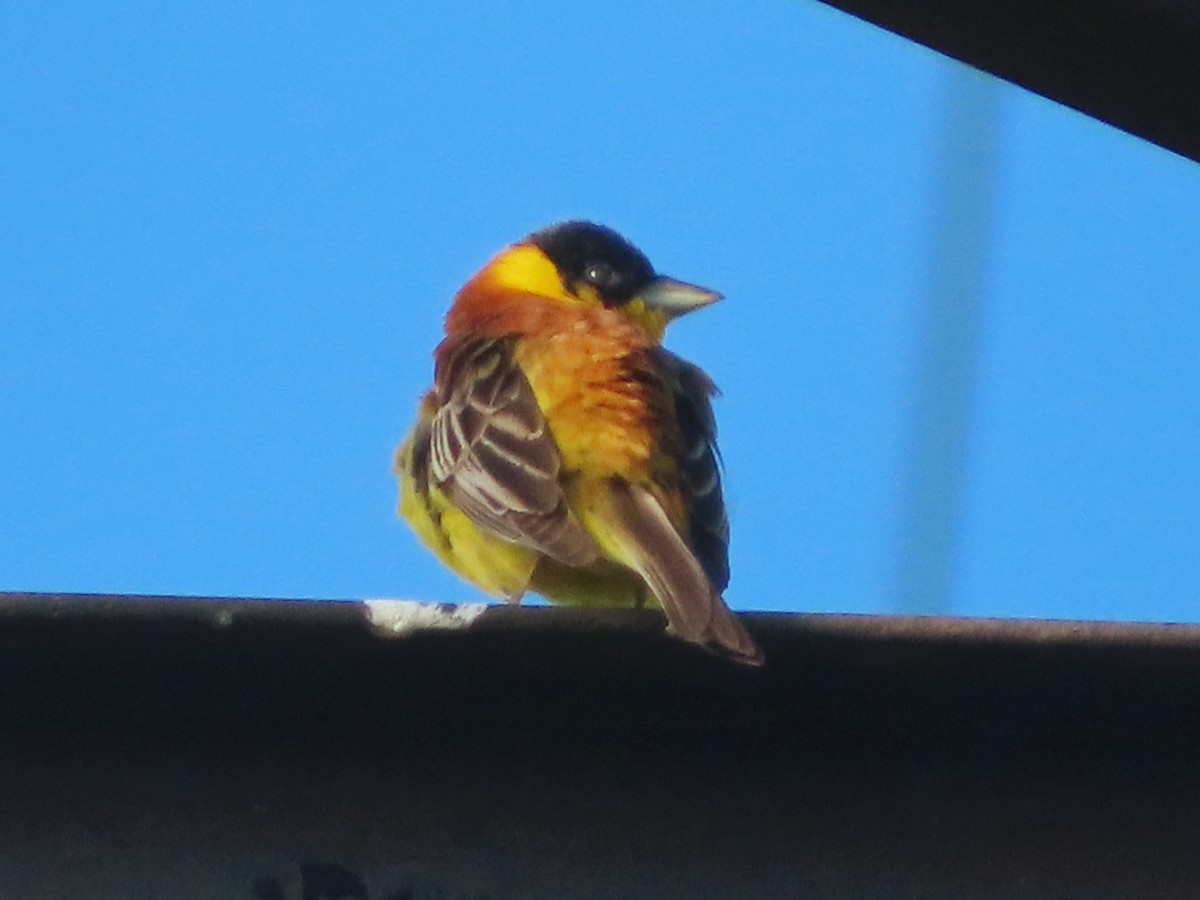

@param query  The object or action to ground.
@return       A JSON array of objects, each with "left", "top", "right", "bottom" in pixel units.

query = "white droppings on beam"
[{"left": 363, "top": 599, "right": 489, "bottom": 637}]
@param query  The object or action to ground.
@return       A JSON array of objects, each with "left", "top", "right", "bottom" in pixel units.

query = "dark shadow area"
[{"left": 1, "top": 592, "right": 1199, "bottom": 898}]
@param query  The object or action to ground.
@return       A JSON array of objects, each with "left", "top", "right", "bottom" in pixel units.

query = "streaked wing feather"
[
  {"left": 603, "top": 480, "right": 762, "bottom": 666},
  {"left": 428, "top": 336, "right": 599, "bottom": 567},
  {"left": 658, "top": 350, "right": 731, "bottom": 592}
]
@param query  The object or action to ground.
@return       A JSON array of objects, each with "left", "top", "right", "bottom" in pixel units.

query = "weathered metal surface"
[{"left": 1, "top": 591, "right": 1198, "bottom": 898}]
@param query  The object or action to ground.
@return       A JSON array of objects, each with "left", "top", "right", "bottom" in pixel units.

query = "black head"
[{"left": 528, "top": 221, "right": 657, "bottom": 306}]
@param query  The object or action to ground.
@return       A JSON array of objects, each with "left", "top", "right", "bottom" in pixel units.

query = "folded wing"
[
  {"left": 427, "top": 335, "right": 601, "bottom": 568},
  {"left": 659, "top": 349, "right": 731, "bottom": 593},
  {"left": 600, "top": 479, "right": 763, "bottom": 666}
]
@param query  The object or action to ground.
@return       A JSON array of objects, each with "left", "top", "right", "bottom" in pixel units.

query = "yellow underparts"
[
  {"left": 396, "top": 432, "right": 657, "bottom": 609},
  {"left": 398, "top": 461, "right": 651, "bottom": 608},
  {"left": 397, "top": 453, "right": 537, "bottom": 600}
]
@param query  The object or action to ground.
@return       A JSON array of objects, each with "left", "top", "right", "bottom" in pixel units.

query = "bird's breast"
[{"left": 514, "top": 320, "right": 668, "bottom": 482}]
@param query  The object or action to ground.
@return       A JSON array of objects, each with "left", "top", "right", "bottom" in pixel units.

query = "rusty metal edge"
[{"left": 2, "top": 589, "right": 1199, "bottom": 649}]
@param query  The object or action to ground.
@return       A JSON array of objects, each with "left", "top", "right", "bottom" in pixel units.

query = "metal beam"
[
  {"left": 813, "top": 0, "right": 1200, "bottom": 163},
  {"left": 1, "top": 592, "right": 1199, "bottom": 898}
]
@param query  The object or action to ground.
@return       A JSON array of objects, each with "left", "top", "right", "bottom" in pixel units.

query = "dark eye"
[{"left": 584, "top": 262, "right": 617, "bottom": 289}]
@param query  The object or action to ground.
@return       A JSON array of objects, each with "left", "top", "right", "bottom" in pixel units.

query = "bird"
[{"left": 394, "top": 221, "right": 762, "bottom": 665}]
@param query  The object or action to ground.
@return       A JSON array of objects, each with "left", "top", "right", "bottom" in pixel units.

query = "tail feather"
[{"left": 603, "top": 481, "right": 763, "bottom": 666}]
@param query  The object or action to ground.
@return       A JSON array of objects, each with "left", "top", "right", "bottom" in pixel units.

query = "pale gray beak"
[{"left": 638, "top": 276, "right": 723, "bottom": 318}]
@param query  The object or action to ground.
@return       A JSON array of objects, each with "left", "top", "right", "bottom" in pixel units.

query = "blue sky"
[{"left": 3, "top": 1, "right": 1197, "bottom": 621}]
